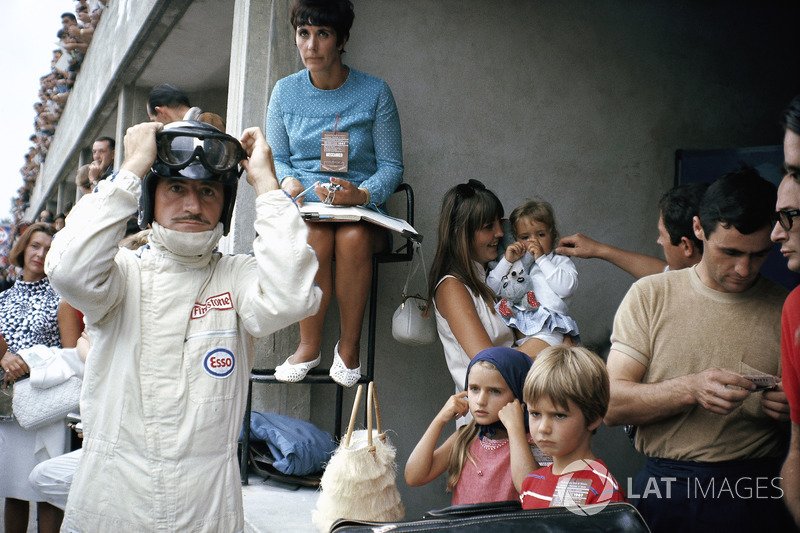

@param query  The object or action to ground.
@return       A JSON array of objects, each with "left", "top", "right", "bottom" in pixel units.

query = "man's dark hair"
[
  {"left": 290, "top": 0, "right": 355, "bottom": 49},
  {"left": 658, "top": 182, "right": 709, "bottom": 250},
  {"left": 698, "top": 166, "right": 776, "bottom": 237},
  {"left": 95, "top": 136, "right": 116, "bottom": 150},
  {"left": 38, "top": 210, "right": 54, "bottom": 223},
  {"left": 61, "top": 12, "right": 77, "bottom": 22},
  {"left": 147, "top": 84, "right": 191, "bottom": 116},
  {"left": 783, "top": 95, "right": 800, "bottom": 136}
]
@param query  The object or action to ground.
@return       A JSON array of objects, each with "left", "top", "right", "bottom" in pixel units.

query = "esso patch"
[{"left": 203, "top": 348, "right": 235, "bottom": 378}]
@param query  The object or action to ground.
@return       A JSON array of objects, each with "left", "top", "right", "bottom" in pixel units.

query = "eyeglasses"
[
  {"left": 156, "top": 125, "right": 246, "bottom": 173},
  {"left": 774, "top": 208, "right": 800, "bottom": 231},
  {"left": 451, "top": 179, "right": 487, "bottom": 226}
]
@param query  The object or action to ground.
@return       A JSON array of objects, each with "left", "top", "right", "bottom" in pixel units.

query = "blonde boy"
[{"left": 501, "top": 346, "right": 625, "bottom": 509}]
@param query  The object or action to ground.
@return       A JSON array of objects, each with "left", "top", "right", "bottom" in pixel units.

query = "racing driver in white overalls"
[{"left": 46, "top": 120, "right": 321, "bottom": 532}]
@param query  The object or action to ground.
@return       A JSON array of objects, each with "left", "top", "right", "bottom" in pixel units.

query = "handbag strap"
[
  {"left": 366, "top": 381, "right": 385, "bottom": 447},
  {"left": 371, "top": 381, "right": 383, "bottom": 435},
  {"left": 402, "top": 241, "right": 428, "bottom": 299},
  {"left": 367, "top": 382, "right": 373, "bottom": 449},
  {"left": 343, "top": 381, "right": 383, "bottom": 452},
  {"left": 344, "top": 384, "right": 364, "bottom": 448}
]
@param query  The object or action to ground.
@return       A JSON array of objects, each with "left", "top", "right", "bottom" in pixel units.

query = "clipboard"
[{"left": 298, "top": 203, "right": 422, "bottom": 242}]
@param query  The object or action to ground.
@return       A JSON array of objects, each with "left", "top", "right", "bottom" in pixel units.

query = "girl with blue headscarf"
[{"left": 405, "top": 347, "right": 542, "bottom": 505}]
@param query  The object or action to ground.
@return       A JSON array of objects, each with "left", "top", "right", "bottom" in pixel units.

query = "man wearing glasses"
[
  {"left": 45, "top": 121, "right": 321, "bottom": 531},
  {"left": 605, "top": 168, "right": 793, "bottom": 532},
  {"left": 771, "top": 94, "right": 800, "bottom": 527}
]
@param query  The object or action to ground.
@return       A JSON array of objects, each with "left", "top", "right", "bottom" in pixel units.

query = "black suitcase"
[{"left": 330, "top": 500, "right": 650, "bottom": 532}]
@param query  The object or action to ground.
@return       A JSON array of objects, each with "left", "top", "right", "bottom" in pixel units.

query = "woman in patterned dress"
[{"left": 0, "top": 223, "right": 81, "bottom": 533}]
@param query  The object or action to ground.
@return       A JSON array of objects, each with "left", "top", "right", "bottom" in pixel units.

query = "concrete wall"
[{"left": 288, "top": 0, "right": 800, "bottom": 518}]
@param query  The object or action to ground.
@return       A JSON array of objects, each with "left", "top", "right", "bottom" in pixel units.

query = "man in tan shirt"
[{"left": 605, "top": 168, "right": 793, "bottom": 532}]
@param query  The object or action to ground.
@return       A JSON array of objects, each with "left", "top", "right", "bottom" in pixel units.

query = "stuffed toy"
[
  {"left": 495, "top": 259, "right": 540, "bottom": 319},
  {"left": 492, "top": 253, "right": 581, "bottom": 342}
]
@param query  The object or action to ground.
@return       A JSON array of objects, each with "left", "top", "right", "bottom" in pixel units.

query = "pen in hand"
[{"left": 294, "top": 182, "right": 318, "bottom": 201}]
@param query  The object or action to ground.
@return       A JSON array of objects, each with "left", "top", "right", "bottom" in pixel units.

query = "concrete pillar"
[
  {"left": 116, "top": 84, "right": 154, "bottom": 164},
  {"left": 57, "top": 183, "right": 66, "bottom": 216},
  {"left": 224, "top": 0, "right": 301, "bottom": 252},
  {"left": 224, "top": 0, "right": 309, "bottom": 420},
  {"left": 115, "top": 85, "right": 136, "bottom": 169}
]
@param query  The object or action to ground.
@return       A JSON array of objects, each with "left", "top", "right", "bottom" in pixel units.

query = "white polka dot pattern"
[{"left": 266, "top": 68, "right": 404, "bottom": 206}]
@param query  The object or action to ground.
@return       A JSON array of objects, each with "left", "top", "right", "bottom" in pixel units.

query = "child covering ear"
[
  {"left": 500, "top": 345, "right": 626, "bottom": 509},
  {"left": 405, "top": 347, "right": 543, "bottom": 504}
]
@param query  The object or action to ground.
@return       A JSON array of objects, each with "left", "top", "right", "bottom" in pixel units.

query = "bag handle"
[
  {"left": 344, "top": 385, "right": 363, "bottom": 448},
  {"left": 401, "top": 241, "right": 427, "bottom": 301},
  {"left": 366, "top": 381, "right": 384, "bottom": 448},
  {"left": 371, "top": 381, "right": 383, "bottom": 435},
  {"left": 343, "top": 381, "right": 383, "bottom": 452},
  {"left": 367, "top": 382, "right": 373, "bottom": 449}
]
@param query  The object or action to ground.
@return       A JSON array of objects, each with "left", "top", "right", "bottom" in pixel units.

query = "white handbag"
[
  {"left": 392, "top": 242, "right": 438, "bottom": 346},
  {"left": 11, "top": 345, "right": 83, "bottom": 430},
  {"left": 13, "top": 375, "right": 81, "bottom": 430}
]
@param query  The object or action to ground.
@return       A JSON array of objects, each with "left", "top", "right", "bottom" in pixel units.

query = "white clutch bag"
[
  {"left": 11, "top": 345, "right": 83, "bottom": 430},
  {"left": 13, "top": 375, "right": 82, "bottom": 430}
]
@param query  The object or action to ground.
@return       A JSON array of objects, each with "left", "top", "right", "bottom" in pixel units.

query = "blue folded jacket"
[{"left": 245, "top": 411, "right": 336, "bottom": 476}]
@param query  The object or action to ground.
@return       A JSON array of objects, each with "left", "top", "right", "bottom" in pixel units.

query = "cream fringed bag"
[{"left": 312, "top": 382, "right": 405, "bottom": 532}]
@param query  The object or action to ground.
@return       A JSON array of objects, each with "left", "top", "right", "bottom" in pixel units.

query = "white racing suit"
[{"left": 45, "top": 170, "right": 321, "bottom": 532}]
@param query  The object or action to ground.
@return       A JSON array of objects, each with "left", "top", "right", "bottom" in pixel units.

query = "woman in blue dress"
[{"left": 267, "top": 0, "right": 403, "bottom": 387}]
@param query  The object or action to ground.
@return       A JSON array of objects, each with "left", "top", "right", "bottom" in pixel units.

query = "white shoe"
[
  {"left": 274, "top": 353, "right": 321, "bottom": 383},
  {"left": 329, "top": 342, "right": 361, "bottom": 388}
]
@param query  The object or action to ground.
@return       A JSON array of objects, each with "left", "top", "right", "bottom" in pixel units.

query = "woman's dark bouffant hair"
[
  {"left": 9, "top": 223, "right": 55, "bottom": 269},
  {"left": 290, "top": 0, "right": 355, "bottom": 50},
  {"left": 427, "top": 180, "right": 505, "bottom": 311}
]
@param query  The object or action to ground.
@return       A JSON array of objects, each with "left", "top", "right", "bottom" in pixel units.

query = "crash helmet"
[{"left": 138, "top": 120, "right": 246, "bottom": 235}]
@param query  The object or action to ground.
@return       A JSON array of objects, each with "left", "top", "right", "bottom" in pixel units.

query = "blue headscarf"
[{"left": 465, "top": 346, "right": 532, "bottom": 439}]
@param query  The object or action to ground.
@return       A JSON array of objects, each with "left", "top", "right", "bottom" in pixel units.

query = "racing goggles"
[{"left": 155, "top": 121, "right": 246, "bottom": 173}]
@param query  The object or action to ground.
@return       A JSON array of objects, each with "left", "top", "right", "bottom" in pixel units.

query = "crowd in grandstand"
[{"left": 3, "top": 1, "right": 107, "bottom": 284}]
